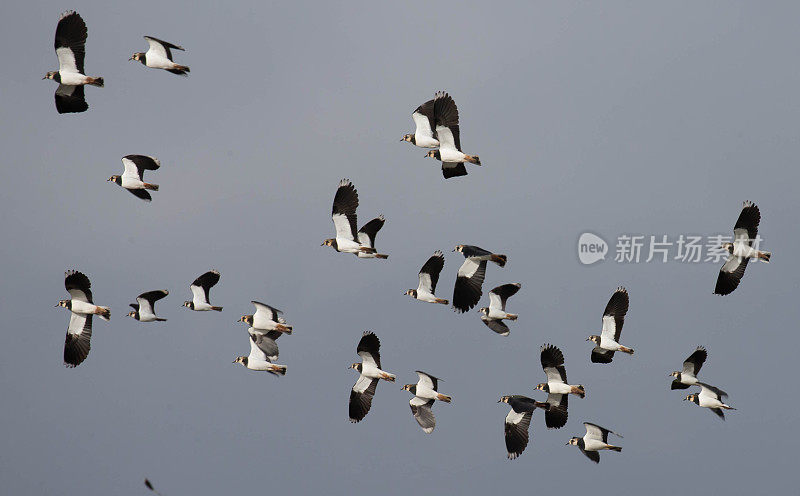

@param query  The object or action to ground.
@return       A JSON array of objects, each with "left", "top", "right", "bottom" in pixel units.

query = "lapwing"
[
  {"left": 130, "top": 36, "right": 190, "bottom": 76},
  {"left": 183, "top": 270, "right": 222, "bottom": 311},
  {"left": 401, "top": 91, "right": 448, "bottom": 149},
  {"left": 127, "top": 290, "right": 168, "bottom": 322},
  {"left": 670, "top": 347, "right": 707, "bottom": 390},
  {"left": 498, "top": 395, "right": 549, "bottom": 459},
  {"left": 233, "top": 333, "right": 286, "bottom": 376},
  {"left": 567, "top": 422, "right": 623, "bottom": 463},
  {"left": 401, "top": 371, "right": 451, "bottom": 434},
  {"left": 349, "top": 331, "right": 396, "bottom": 423},
  {"left": 684, "top": 382, "right": 735, "bottom": 420},
  {"left": 452, "top": 245, "right": 506, "bottom": 313},
  {"left": 714, "top": 201, "right": 771, "bottom": 295},
  {"left": 238, "top": 301, "right": 292, "bottom": 334},
  {"left": 355, "top": 215, "right": 388, "bottom": 259},
  {"left": 424, "top": 94, "right": 480, "bottom": 178},
  {"left": 479, "top": 283, "right": 521, "bottom": 336},
  {"left": 405, "top": 250, "right": 448, "bottom": 304},
  {"left": 43, "top": 11, "right": 103, "bottom": 114},
  {"left": 108, "top": 155, "right": 161, "bottom": 202},
  {"left": 56, "top": 270, "right": 110, "bottom": 368},
  {"left": 535, "top": 344, "right": 584, "bottom": 429},
  {"left": 322, "top": 179, "right": 387, "bottom": 258},
  {"left": 587, "top": 287, "right": 634, "bottom": 363}
]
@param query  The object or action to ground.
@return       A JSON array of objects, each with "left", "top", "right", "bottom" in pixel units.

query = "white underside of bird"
[
  {"left": 70, "top": 299, "right": 110, "bottom": 320},
  {"left": 144, "top": 53, "right": 180, "bottom": 70},
  {"left": 56, "top": 69, "right": 92, "bottom": 86},
  {"left": 336, "top": 237, "right": 363, "bottom": 254},
  {"left": 414, "top": 289, "right": 440, "bottom": 303},
  {"left": 583, "top": 438, "right": 615, "bottom": 451},
  {"left": 547, "top": 382, "right": 576, "bottom": 395},
  {"left": 731, "top": 241, "right": 764, "bottom": 260},
  {"left": 360, "top": 361, "right": 396, "bottom": 381}
]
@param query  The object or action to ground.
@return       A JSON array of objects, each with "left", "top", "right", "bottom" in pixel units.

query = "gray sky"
[{"left": 1, "top": 1, "right": 798, "bottom": 494}]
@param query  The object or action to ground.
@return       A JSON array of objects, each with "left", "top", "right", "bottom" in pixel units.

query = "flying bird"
[
  {"left": 238, "top": 301, "right": 292, "bottom": 334},
  {"left": 401, "top": 91, "right": 450, "bottom": 149},
  {"left": 183, "top": 270, "right": 222, "bottom": 311},
  {"left": 684, "top": 382, "right": 735, "bottom": 420},
  {"left": 423, "top": 94, "right": 480, "bottom": 178},
  {"left": 401, "top": 371, "right": 451, "bottom": 433},
  {"left": 127, "top": 290, "right": 168, "bottom": 322},
  {"left": 348, "top": 332, "right": 396, "bottom": 423},
  {"left": 587, "top": 287, "right": 634, "bottom": 363},
  {"left": 56, "top": 270, "right": 110, "bottom": 367},
  {"left": 144, "top": 478, "right": 164, "bottom": 496},
  {"left": 670, "top": 347, "right": 707, "bottom": 390},
  {"left": 43, "top": 11, "right": 104, "bottom": 114},
  {"left": 498, "top": 395, "right": 549, "bottom": 460},
  {"left": 322, "top": 179, "right": 387, "bottom": 258},
  {"left": 233, "top": 333, "right": 286, "bottom": 376},
  {"left": 130, "top": 36, "right": 190, "bottom": 76},
  {"left": 107, "top": 155, "right": 161, "bottom": 201},
  {"left": 479, "top": 283, "right": 521, "bottom": 336},
  {"left": 535, "top": 344, "right": 584, "bottom": 429},
  {"left": 405, "top": 250, "right": 448, "bottom": 304},
  {"left": 714, "top": 201, "right": 771, "bottom": 295},
  {"left": 452, "top": 245, "right": 507, "bottom": 313},
  {"left": 567, "top": 422, "right": 623, "bottom": 463}
]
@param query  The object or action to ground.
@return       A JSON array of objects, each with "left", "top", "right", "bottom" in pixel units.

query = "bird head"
[
  {"left": 567, "top": 437, "right": 580, "bottom": 446},
  {"left": 321, "top": 238, "right": 335, "bottom": 248},
  {"left": 349, "top": 362, "right": 362, "bottom": 372},
  {"left": 182, "top": 301, "right": 193, "bottom": 309},
  {"left": 130, "top": 52, "right": 144, "bottom": 62},
  {"left": 684, "top": 394, "right": 697, "bottom": 402},
  {"left": 42, "top": 71, "right": 57, "bottom": 80},
  {"left": 498, "top": 396, "right": 510, "bottom": 404},
  {"left": 233, "top": 356, "right": 246, "bottom": 365},
  {"left": 401, "top": 134, "right": 415, "bottom": 144},
  {"left": 425, "top": 150, "right": 440, "bottom": 160},
  {"left": 127, "top": 311, "right": 137, "bottom": 319},
  {"left": 108, "top": 175, "right": 120, "bottom": 183},
  {"left": 55, "top": 299, "right": 69, "bottom": 308},
  {"left": 721, "top": 242, "right": 734, "bottom": 254},
  {"left": 669, "top": 371, "right": 680, "bottom": 378},
  {"left": 478, "top": 307, "right": 489, "bottom": 315},
  {"left": 534, "top": 383, "right": 548, "bottom": 392},
  {"left": 238, "top": 315, "right": 253, "bottom": 325},
  {"left": 404, "top": 289, "right": 417, "bottom": 298},
  {"left": 587, "top": 335, "right": 601, "bottom": 344},
  {"left": 401, "top": 384, "right": 415, "bottom": 393},
  {"left": 453, "top": 244, "right": 464, "bottom": 253}
]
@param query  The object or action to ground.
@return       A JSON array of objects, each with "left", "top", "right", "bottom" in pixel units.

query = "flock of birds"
[{"left": 45, "top": 9, "right": 773, "bottom": 473}]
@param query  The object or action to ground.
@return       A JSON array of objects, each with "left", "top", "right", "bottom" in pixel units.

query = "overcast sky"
[{"left": 1, "top": 1, "right": 798, "bottom": 494}]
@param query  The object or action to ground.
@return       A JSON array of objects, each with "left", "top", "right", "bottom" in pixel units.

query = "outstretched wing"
[
  {"left": 418, "top": 251, "right": 445, "bottom": 294},
  {"left": 601, "top": 287, "right": 629, "bottom": 342},
  {"left": 144, "top": 36, "right": 184, "bottom": 61},
  {"left": 331, "top": 179, "right": 359, "bottom": 241},
  {"left": 55, "top": 11, "right": 87, "bottom": 74},
  {"left": 357, "top": 216, "right": 385, "bottom": 249}
]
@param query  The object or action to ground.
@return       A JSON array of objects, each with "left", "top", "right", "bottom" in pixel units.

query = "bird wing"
[
  {"left": 64, "top": 312, "right": 92, "bottom": 367},
  {"left": 54, "top": 84, "right": 87, "bottom": 114},
  {"left": 714, "top": 254, "right": 748, "bottom": 295},
  {"left": 127, "top": 188, "right": 152, "bottom": 202},
  {"left": 481, "top": 317, "right": 510, "bottom": 336},
  {"left": 144, "top": 36, "right": 184, "bottom": 61},
  {"left": 252, "top": 300, "right": 281, "bottom": 322},
  {"left": 357, "top": 216, "right": 385, "bottom": 249},
  {"left": 191, "top": 270, "right": 219, "bottom": 303},
  {"left": 544, "top": 393, "right": 568, "bottom": 429},
  {"left": 55, "top": 11, "right": 87, "bottom": 74},
  {"left": 433, "top": 91, "right": 459, "bottom": 127},
  {"left": 417, "top": 251, "right": 444, "bottom": 294},
  {"left": 581, "top": 449, "right": 600, "bottom": 464},
  {"left": 136, "top": 290, "right": 168, "bottom": 316},
  {"left": 452, "top": 258, "right": 486, "bottom": 313},
  {"left": 733, "top": 200, "right": 760, "bottom": 244},
  {"left": 122, "top": 155, "right": 160, "bottom": 181},
  {"left": 247, "top": 334, "right": 270, "bottom": 362},
  {"left": 411, "top": 96, "right": 435, "bottom": 138},
  {"left": 682, "top": 346, "right": 707, "bottom": 376},
  {"left": 540, "top": 344, "right": 567, "bottom": 384},
  {"left": 349, "top": 375, "right": 378, "bottom": 422},
  {"left": 504, "top": 409, "right": 532, "bottom": 459},
  {"left": 331, "top": 179, "right": 359, "bottom": 241},
  {"left": 459, "top": 245, "right": 492, "bottom": 258},
  {"left": 591, "top": 346, "right": 615, "bottom": 364},
  {"left": 441, "top": 162, "right": 468, "bottom": 179},
  {"left": 435, "top": 124, "right": 461, "bottom": 152},
  {"left": 249, "top": 330, "right": 279, "bottom": 361},
  {"left": 409, "top": 397, "right": 436, "bottom": 434},
  {"left": 697, "top": 382, "right": 728, "bottom": 400},
  {"left": 601, "top": 287, "right": 628, "bottom": 342},
  {"left": 64, "top": 270, "right": 92, "bottom": 303},
  {"left": 490, "top": 283, "right": 521, "bottom": 311},
  {"left": 356, "top": 331, "right": 382, "bottom": 369},
  {"left": 415, "top": 370, "right": 439, "bottom": 391},
  {"left": 584, "top": 422, "right": 620, "bottom": 443}
]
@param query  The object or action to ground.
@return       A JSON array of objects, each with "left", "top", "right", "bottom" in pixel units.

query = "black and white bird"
[
  {"left": 127, "top": 290, "right": 168, "bottom": 322},
  {"left": 233, "top": 333, "right": 287, "bottom": 376},
  {"left": 567, "top": 423, "right": 623, "bottom": 463},
  {"left": 684, "top": 382, "right": 735, "bottom": 420},
  {"left": 43, "top": 11, "right": 104, "bottom": 114},
  {"left": 348, "top": 332, "right": 396, "bottom": 423},
  {"left": 587, "top": 287, "right": 633, "bottom": 363},
  {"left": 130, "top": 36, "right": 190, "bottom": 76},
  {"left": 670, "top": 347, "right": 707, "bottom": 390},
  {"left": 183, "top": 270, "right": 222, "bottom": 311},
  {"left": 714, "top": 201, "right": 771, "bottom": 295},
  {"left": 405, "top": 250, "right": 448, "bottom": 304},
  {"left": 423, "top": 94, "right": 481, "bottom": 178},
  {"left": 479, "top": 283, "right": 521, "bottom": 336},
  {"left": 498, "top": 395, "right": 550, "bottom": 460},
  {"left": 452, "top": 245, "right": 507, "bottom": 313},
  {"left": 238, "top": 301, "right": 292, "bottom": 334},
  {"left": 401, "top": 91, "right": 449, "bottom": 149},
  {"left": 56, "top": 270, "right": 110, "bottom": 368},
  {"left": 108, "top": 155, "right": 161, "bottom": 201},
  {"left": 322, "top": 179, "right": 388, "bottom": 258},
  {"left": 401, "top": 371, "right": 452, "bottom": 434},
  {"left": 535, "top": 344, "right": 585, "bottom": 429}
]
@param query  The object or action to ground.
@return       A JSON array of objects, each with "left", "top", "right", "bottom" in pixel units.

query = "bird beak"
[
  {"left": 320, "top": 242, "right": 325, "bottom": 246},
  {"left": 128, "top": 56, "right": 134, "bottom": 61},
  {"left": 232, "top": 360, "right": 237, "bottom": 363},
  {"left": 585, "top": 337, "right": 591, "bottom": 341},
  {"left": 42, "top": 75, "right": 47, "bottom": 80},
  {"left": 565, "top": 442, "right": 570, "bottom": 446},
  {"left": 54, "top": 303, "right": 59, "bottom": 307}
]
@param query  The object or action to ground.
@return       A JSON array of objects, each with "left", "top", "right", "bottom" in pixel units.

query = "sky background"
[{"left": 1, "top": 1, "right": 798, "bottom": 494}]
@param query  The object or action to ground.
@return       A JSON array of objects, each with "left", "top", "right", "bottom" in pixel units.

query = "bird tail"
[
  {"left": 359, "top": 246, "right": 377, "bottom": 254},
  {"left": 155, "top": 318, "right": 167, "bottom": 322},
  {"left": 464, "top": 155, "right": 481, "bottom": 165},
  {"left": 758, "top": 251, "right": 771, "bottom": 263},
  {"left": 490, "top": 254, "right": 507, "bottom": 267},
  {"left": 572, "top": 385, "right": 586, "bottom": 398},
  {"left": 721, "top": 404, "right": 736, "bottom": 410},
  {"left": 211, "top": 306, "right": 223, "bottom": 312},
  {"left": 619, "top": 346, "right": 634, "bottom": 355},
  {"left": 435, "top": 298, "right": 449, "bottom": 305},
  {"left": 506, "top": 313, "right": 518, "bottom": 321},
  {"left": 97, "top": 306, "right": 111, "bottom": 321},
  {"left": 274, "top": 323, "right": 293, "bottom": 335},
  {"left": 88, "top": 77, "right": 104, "bottom": 87},
  {"left": 608, "top": 446, "right": 622, "bottom": 452},
  {"left": 143, "top": 183, "right": 159, "bottom": 191},
  {"left": 175, "top": 65, "right": 190, "bottom": 73},
  {"left": 269, "top": 365, "right": 287, "bottom": 376},
  {"left": 375, "top": 253, "right": 389, "bottom": 259},
  {"left": 381, "top": 372, "right": 396, "bottom": 382},
  {"left": 437, "top": 393, "right": 452, "bottom": 403}
]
